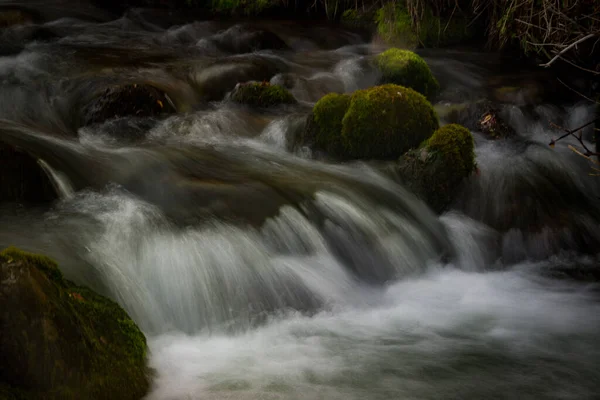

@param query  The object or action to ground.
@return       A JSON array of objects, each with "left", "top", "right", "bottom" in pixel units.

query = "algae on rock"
[{"left": 0, "top": 247, "right": 149, "bottom": 400}]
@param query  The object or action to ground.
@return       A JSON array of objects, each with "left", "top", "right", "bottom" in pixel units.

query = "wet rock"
[
  {"left": 83, "top": 84, "right": 175, "bottom": 126},
  {"left": 393, "top": 124, "right": 476, "bottom": 213},
  {"left": 191, "top": 55, "right": 288, "bottom": 102},
  {"left": 437, "top": 100, "right": 516, "bottom": 139},
  {"left": 298, "top": 84, "right": 439, "bottom": 160},
  {"left": 0, "top": 247, "right": 149, "bottom": 400},
  {"left": 231, "top": 81, "right": 296, "bottom": 108},
  {"left": 0, "top": 143, "right": 57, "bottom": 204},
  {"left": 209, "top": 25, "right": 289, "bottom": 54}
]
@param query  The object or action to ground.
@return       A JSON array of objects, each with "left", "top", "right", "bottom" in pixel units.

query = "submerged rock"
[
  {"left": 83, "top": 84, "right": 175, "bottom": 126},
  {"left": 231, "top": 81, "right": 296, "bottom": 108},
  {"left": 394, "top": 124, "right": 476, "bottom": 213},
  {"left": 0, "top": 247, "right": 149, "bottom": 400},
  {"left": 374, "top": 48, "right": 440, "bottom": 99},
  {"left": 299, "top": 84, "right": 439, "bottom": 160},
  {"left": 0, "top": 143, "right": 57, "bottom": 204}
]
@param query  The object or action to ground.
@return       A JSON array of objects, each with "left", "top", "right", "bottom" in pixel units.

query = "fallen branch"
[
  {"left": 549, "top": 117, "right": 600, "bottom": 159},
  {"left": 540, "top": 33, "right": 599, "bottom": 68}
]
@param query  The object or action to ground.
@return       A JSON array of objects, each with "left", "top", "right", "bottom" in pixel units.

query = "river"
[{"left": 1, "top": 5, "right": 599, "bottom": 400}]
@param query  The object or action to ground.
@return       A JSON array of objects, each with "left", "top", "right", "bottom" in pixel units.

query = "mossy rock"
[
  {"left": 299, "top": 84, "right": 438, "bottom": 160},
  {"left": 341, "top": 84, "right": 439, "bottom": 159},
  {"left": 231, "top": 82, "right": 296, "bottom": 108},
  {"left": 302, "top": 92, "right": 351, "bottom": 155},
  {"left": 396, "top": 123, "right": 475, "bottom": 212},
  {"left": 83, "top": 83, "right": 175, "bottom": 126},
  {"left": 0, "top": 247, "right": 149, "bottom": 400},
  {"left": 375, "top": 48, "right": 439, "bottom": 99}
]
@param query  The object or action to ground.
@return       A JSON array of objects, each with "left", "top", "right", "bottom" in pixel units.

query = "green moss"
[
  {"left": 419, "top": 10, "right": 473, "bottom": 48},
  {"left": 375, "top": 3, "right": 418, "bottom": 48},
  {"left": 307, "top": 93, "right": 351, "bottom": 156},
  {"left": 231, "top": 82, "right": 296, "bottom": 108},
  {"left": 375, "top": 48, "right": 439, "bottom": 99},
  {"left": 0, "top": 247, "right": 63, "bottom": 284},
  {"left": 427, "top": 123, "right": 475, "bottom": 177},
  {"left": 341, "top": 84, "right": 439, "bottom": 159},
  {"left": 374, "top": 4, "right": 474, "bottom": 49},
  {"left": 396, "top": 123, "right": 475, "bottom": 212},
  {"left": 0, "top": 248, "right": 149, "bottom": 400}
]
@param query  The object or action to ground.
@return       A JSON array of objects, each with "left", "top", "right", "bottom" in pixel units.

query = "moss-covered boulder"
[
  {"left": 83, "top": 83, "right": 175, "bottom": 126},
  {"left": 342, "top": 84, "right": 439, "bottom": 159},
  {"left": 395, "top": 123, "right": 475, "bottom": 212},
  {"left": 0, "top": 247, "right": 149, "bottom": 400},
  {"left": 0, "top": 144, "right": 57, "bottom": 204},
  {"left": 302, "top": 92, "right": 351, "bottom": 155},
  {"left": 231, "top": 81, "right": 296, "bottom": 108},
  {"left": 375, "top": 48, "right": 440, "bottom": 99},
  {"left": 299, "top": 84, "right": 438, "bottom": 160}
]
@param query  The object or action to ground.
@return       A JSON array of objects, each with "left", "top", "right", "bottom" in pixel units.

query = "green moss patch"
[{"left": 231, "top": 82, "right": 296, "bottom": 108}]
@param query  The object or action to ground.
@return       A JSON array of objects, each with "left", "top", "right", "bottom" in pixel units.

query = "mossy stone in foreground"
[
  {"left": 231, "top": 82, "right": 296, "bottom": 108},
  {"left": 0, "top": 247, "right": 149, "bottom": 400},
  {"left": 375, "top": 48, "right": 439, "bottom": 99},
  {"left": 341, "top": 84, "right": 439, "bottom": 159},
  {"left": 396, "top": 123, "right": 475, "bottom": 213}
]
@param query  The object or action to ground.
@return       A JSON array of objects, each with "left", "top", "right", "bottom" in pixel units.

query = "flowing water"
[{"left": 1, "top": 4, "right": 600, "bottom": 399}]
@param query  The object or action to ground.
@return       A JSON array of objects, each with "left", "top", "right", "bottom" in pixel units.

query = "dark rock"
[
  {"left": 0, "top": 9, "right": 35, "bottom": 28},
  {"left": 191, "top": 55, "right": 288, "bottom": 102},
  {"left": 83, "top": 84, "right": 175, "bottom": 126},
  {"left": 0, "top": 143, "right": 57, "bottom": 204},
  {"left": 0, "top": 247, "right": 149, "bottom": 400},
  {"left": 438, "top": 100, "right": 516, "bottom": 139},
  {"left": 210, "top": 25, "right": 289, "bottom": 54}
]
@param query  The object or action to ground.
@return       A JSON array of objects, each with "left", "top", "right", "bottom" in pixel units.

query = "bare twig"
[
  {"left": 540, "top": 33, "right": 599, "bottom": 68},
  {"left": 549, "top": 117, "right": 600, "bottom": 158}
]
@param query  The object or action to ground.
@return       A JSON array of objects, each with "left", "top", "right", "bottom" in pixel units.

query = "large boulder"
[
  {"left": 374, "top": 48, "right": 440, "bottom": 99},
  {"left": 0, "top": 247, "right": 149, "bottom": 400},
  {"left": 0, "top": 144, "right": 57, "bottom": 204},
  {"left": 299, "top": 84, "right": 439, "bottom": 160},
  {"left": 394, "top": 123, "right": 476, "bottom": 212},
  {"left": 83, "top": 84, "right": 175, "bottom": 126},
  {"left": 231, "top": 82, "right": 296, "bottom": 108}
]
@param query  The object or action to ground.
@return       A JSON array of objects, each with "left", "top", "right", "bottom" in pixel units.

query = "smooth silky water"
[{"left": 0, "top": 6, "right": 599, "bottom": 400}]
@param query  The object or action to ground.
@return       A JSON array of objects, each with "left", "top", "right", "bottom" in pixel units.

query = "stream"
[{"left": 1, "top": 4, "right": 600, "bottom": 400}]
